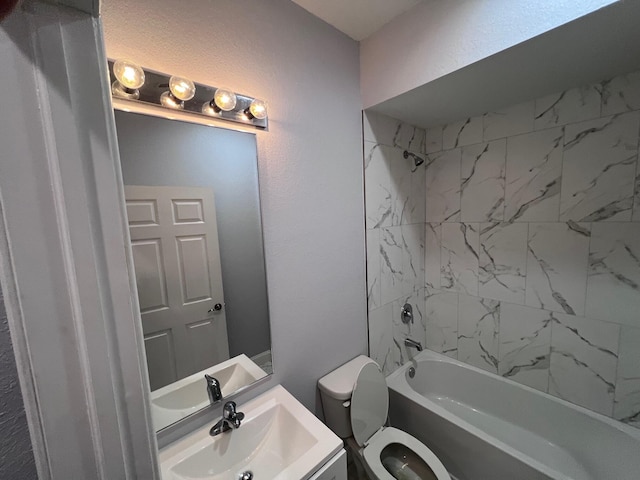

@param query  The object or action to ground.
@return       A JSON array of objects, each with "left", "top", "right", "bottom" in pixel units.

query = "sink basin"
[
  {"left": 151, "top": 354, "right": 268, "bottom": 430},
  {"left": 159, "top": 385, "right": 343, "bottom": 480}
]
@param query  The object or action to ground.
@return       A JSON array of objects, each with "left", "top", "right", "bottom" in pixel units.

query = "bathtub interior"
[{"left": 386, "top": 351, "right": 640, "bottom": 480}]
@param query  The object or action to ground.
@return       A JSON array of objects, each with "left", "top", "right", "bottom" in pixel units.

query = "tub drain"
[{"left": 239, "top": 471, "right": 253, "bottom": 480}]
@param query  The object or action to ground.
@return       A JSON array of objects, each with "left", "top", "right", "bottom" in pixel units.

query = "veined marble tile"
[
  {"left": 424, "top": 288, "right": 458, "bottom": 358},
  {"left": 549, "top": 313, "right": 619, "bottom": 416},
  {"left": 387, "top": 144, "right": 413, "bottom": 227},
  {"left": 368, "top": 303, "right": 394, "bottom": 376},
  {"left": 498, "top": 303, "right": 552, "bottom": 392},
  {"left": 479, "top": 222, "right": 527, "bottom": 304},
  {"left": 425, "top": 223, "right": 442, "bottom": 290},
  {"left": 392, "top": 290, "right": 426, "bottom": 367},
  {"left": 443, "top": 116, "right": 483, "bottom": 150},
  {"left": 460, "top": 139, "right": 506, "bottom": 222},
  {"left": 406, "top": 160, "right": 426, "bottom": 225},
  {"left": 364, "top": 142, "right": 392, "bottom": 229},
  {"left": 614, "top": 326, "right": 640, "bottom": 428},
  {"left": 401, "top": 223, "right": 425, "bottom": 295},
  {"left": 483, "top": 101, "right": 535, "bottom": 141},
  {"left": 363, "top": 111, "right": 425, "bottom": 153},
  {"left": 525, "top": 222, "right": 590, "bottom": 316},
  {"left": 366, "top": 229, "right": 381, "bottom": 310},
  {"left": 560, "top": 112, "right": 639, "bottom": 222},
  {"left": 601, "top": 71, "right": 640, "bottom": 117},
  {"left": 425, "top": 125, "right": 443, "bottom": 154},
  {"left": 458, "top": 294, "right": 500, "bottom": 373},
  {"left": 398, "top": 125, "right": 426, "bottom": 156},
  {"left": 366, "top": 142, "right": 423, "bottom": 228},
  {"left": 441, "top": 223, "right": 479, "bottom": 296},
  {"left": 586, "top": 223, "right": 640, "bottom": 327},
  {"left": 504, "top": 128, "right": 563, "bottom": 222},
  {"left": 534, "top": 84, "right": 601, "bottom": 130},
  {"left": 425, "top": 149, "right": 461, "bottom": 222},
  {"left": 380, "top": 227, "right": 404, "bottom": 305},
  {"left": 418, "top": 130, "right": 426, "bottom": 155}
]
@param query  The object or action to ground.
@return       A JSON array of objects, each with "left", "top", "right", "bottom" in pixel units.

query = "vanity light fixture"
[
  {"left": 160, "top": 75, "right": 196, "bottom": 109},
  {"left": 202, "top": 87, "right": 237, "bottom": 115},
  {"left": 107, "top": 59, "right": 268, "bottom": 129},
  {"left": 111, "top": 60, "right": 145, "bottom": 99},
  {"left": 244, "top": 99, "right": 268, "bottom": 120}
]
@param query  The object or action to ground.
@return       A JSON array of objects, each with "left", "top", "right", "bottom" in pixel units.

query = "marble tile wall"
[
  {"left": 364, "top": 70, "right": 640, "bottom": 430},
  {"left": 364, "top": 111, "right": 427, "bottom": 375}
]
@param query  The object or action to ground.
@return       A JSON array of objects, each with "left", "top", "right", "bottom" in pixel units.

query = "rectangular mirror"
[{"left": 113, "top": 109, "right": 272, "bottom": 432}]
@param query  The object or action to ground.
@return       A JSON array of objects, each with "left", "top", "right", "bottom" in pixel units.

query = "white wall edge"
[{"left": 0, "top": 2, "right": 158, "bottom": 478}]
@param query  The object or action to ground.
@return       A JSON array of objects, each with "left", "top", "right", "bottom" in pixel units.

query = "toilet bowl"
[{"left": 318, "top": 356, "right": 450, "bottom": 480}]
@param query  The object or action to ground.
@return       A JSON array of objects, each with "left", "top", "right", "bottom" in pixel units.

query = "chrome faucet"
[
  {"left": 404, "top": 338, "right": 423, "bottom": 352},
  {"left": 205, "top": 374, "right": 222, "bottom": 403},
  {"left": 209, "top": 401, "right": 245, "bottom": 436}
]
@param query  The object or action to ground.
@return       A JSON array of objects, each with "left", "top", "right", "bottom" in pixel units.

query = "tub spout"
[{"left": 404, "top": 338, "right": 422, "bottom": 351}]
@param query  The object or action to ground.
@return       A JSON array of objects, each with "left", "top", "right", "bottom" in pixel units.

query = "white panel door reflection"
[{"left": 125, "top": 185, "right": 229, "bottom": 390}]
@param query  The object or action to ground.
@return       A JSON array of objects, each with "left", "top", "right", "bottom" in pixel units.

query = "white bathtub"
[{"left": 386, "top": 350, "right": 640, "bottom": 480}]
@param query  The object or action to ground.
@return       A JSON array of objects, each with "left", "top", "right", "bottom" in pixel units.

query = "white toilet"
[{"left": 318, "top": 355, "right": 450, "bottom": 480}]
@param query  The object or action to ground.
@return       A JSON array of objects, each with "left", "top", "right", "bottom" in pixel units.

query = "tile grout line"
[{"left": 611, "top": 324, "right": 623, "bottom": 419}]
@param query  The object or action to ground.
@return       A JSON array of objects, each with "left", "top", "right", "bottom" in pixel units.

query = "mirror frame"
[{"left": 112, "top": 99, "right": 274, "bottom": 436}]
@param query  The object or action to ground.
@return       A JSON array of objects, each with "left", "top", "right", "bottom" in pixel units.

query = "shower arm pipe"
[{"left": 403, "top": 150, "right": 425, "bottom": 171}]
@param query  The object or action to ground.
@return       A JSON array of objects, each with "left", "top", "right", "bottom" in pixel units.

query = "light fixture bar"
[{"left": 107, "top": 59, "right": 268, "bottom": 129}]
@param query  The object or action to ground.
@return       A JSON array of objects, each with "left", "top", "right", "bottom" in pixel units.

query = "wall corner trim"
[{"left": 0, "top": 3, "right": 158, "bottom": 478}]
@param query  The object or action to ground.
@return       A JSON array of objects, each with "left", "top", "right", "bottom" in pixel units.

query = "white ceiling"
[{"left": 291, "top": 0, "right": 423, "bottom": 41}]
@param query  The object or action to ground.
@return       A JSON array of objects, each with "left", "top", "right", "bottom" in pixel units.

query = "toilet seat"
[
  {"left": 349, "top": 360, "right": 451, "bottom": 480},
  {"left": 363, "top": 427, "right": 451, "bottom": 480}
]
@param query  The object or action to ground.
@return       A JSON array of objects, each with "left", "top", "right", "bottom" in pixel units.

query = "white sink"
[
  {"left": 159, "top": 385, "right": 343, "bottom": 480},
  {"left": 151, "top": 354, "right": 268, "bottom": 430}
]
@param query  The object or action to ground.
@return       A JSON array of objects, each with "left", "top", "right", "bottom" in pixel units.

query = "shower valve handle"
[{"left": 401, "top": 303, "right": 413, "bottom": 324}]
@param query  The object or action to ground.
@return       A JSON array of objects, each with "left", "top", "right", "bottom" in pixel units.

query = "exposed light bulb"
[
  {"left": 159, "top": 76, "right": 196, "bottom": 109},
  {"left": 113, "top": 60, "right": 145, "bottom": 89},
  {"left": 169, "top": 76, "right": 196, "bottom": 102},
  {"left": 213, "top": 88, "right": 237, "bottom": 111},
  {"left": 112, "top": 60, "right": 145, "bottom": 99},
  {"left": 248, "top": 99, "right": 267, "bottom": 120}
]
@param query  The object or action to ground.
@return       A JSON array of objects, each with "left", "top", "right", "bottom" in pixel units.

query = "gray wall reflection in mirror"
[{"left": 114, "top": 110, "right": 272, "bottom": 431}]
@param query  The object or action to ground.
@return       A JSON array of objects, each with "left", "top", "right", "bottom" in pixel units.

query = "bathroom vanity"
[{"left": 158, "top": 385, "right": 346, "bottom": 480}]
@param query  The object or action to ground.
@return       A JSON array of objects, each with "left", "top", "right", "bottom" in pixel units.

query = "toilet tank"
[{"left": 318, "top": 355, "right": 374, "bottom": 439}]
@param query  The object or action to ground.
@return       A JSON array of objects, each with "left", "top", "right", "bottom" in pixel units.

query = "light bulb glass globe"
[
  {"left": 249, "top": 99, "right": 267, "bottom": 120},
  {"left": 113, "top": 60, "right": 145, "bottom": 90},
  {"left": 213, "top": 88, "right": 237, "bottom": 111},
  {"left": 169, "top": 76, "right": 196, "bottom": 102}
]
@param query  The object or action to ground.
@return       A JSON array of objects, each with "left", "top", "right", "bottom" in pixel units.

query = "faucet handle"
[
  {"left": 232, "top": 412, "right": 245, "bottom": 428},
  {"left": 223, "top": 401, "right": 245, "bottom": 428},
  {"left": 223, "top": 401, "right": 236, "bottom": 418},
  {"left": 401, "top": 303, "right": 413, "bottom": 324}
]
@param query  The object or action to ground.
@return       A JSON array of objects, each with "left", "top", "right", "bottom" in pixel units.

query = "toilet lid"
[{"left": 350, "top": 361, "right": 389, "bottom": 447}]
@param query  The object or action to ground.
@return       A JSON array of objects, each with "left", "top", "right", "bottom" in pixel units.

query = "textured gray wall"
[
  {"left": 104, "top": 0, "right": 366, "bottom": 414},
  {"left": 0, "top": 287, "right": 37, "bottom": 478}
]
